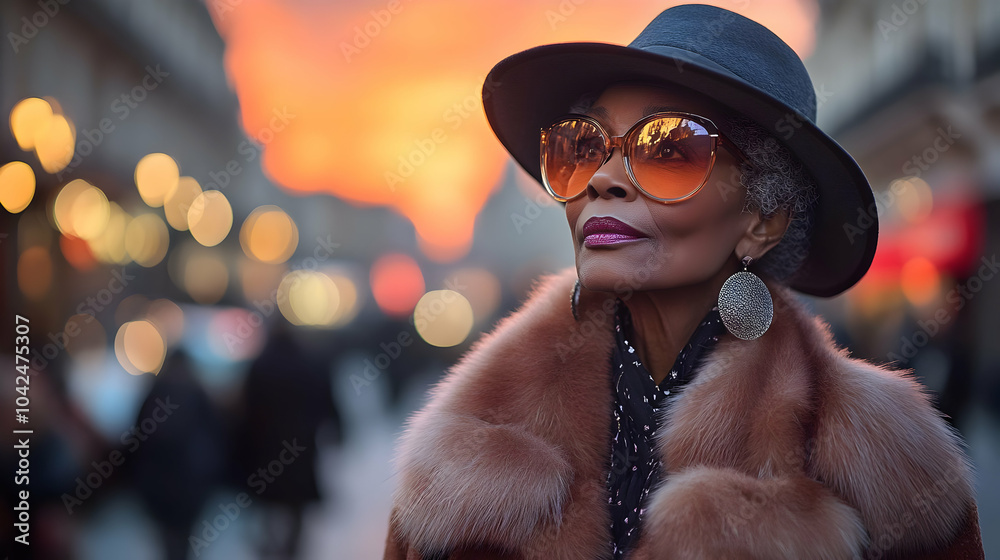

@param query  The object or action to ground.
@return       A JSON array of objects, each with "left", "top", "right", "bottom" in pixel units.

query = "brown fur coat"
[{"left": 383, "top": 268, "right": 984, "bottom": 559}]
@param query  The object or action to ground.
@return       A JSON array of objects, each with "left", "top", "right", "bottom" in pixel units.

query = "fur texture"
[{"left": 385, "top": 268, "right": 981, "bottom": 560}]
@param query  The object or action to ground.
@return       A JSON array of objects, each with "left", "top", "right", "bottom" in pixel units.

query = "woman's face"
[{"left": 564, "top": 83, "right": 758, "bottom": 293}]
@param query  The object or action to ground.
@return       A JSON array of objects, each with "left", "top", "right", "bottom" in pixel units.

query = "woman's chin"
[{"left": 576, "top": 244, "right": 669, "bottom": 293}]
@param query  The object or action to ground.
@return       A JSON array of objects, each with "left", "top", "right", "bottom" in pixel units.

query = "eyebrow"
[{"left": 582, "top": 104, "right": 685, "bottom": 121}]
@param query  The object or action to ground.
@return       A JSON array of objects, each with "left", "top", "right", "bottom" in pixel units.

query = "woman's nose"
[{"left": 587, "top": 147, "right": 641, "bottom": 201}]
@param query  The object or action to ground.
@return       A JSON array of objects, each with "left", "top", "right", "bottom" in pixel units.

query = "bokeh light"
[
  {"left": 0, "top": 161, "right": 36, "bottom": 213},
  {"left": 87, "top": 202, "right": 132, "bottom": 264},
  {"left": 277, "top": 269, "right": 340, "bottom": 326},
  {"left": 9, "top": 97, "right": 53, "bottom": 151},
  {"left": 70, "top": 185, "right": 110, "bottom": 239},
  {"left": 208, "top": 308, "right": 267, "bottom": 361},
  {"left": 901, "top": 256, "right": 941, "bottom": 307},
  {"left": 239, "top": 258, "right": 287, "bottom": 303},
  {"left": 370, "top": 253, "right": 424, "bottom": 317},
  {"left": 182, "top": 247, "right": 230, "bottom": 304},
  {"left": 163, "top": 176, "right": 203, "bottom": 230},
  {"left": 413, "top": 289, "right": 474, "bottom": 347},
  {"left": 446, "top": 267, "right": 501, "bottom": 324},
  {"left": 188, "top": 190, "right": 233, "bottom": 247},
  {"left": 325, "top": 268, "right": 361, "bottom": 327},
  {"left": 52, "top": 179, "right": 88, "bottom": 233},
  {"left": 124, "top": 213, "right": 170, "bottom": 267},
  {"left": 114, "top": 320, "right": 167, "bottom": 375},
  {"left": 145, "top": 299, "right": 185, "bottom": 346},
  {"left": 240, "top": 205, "right": 299, "bottom": 263},
  {"left": 59, "top": 233, "right": 97, "bottom": 271},
  {"left": 892, "top": 176, "right": 934, "bottom": 224},
  {"left": 135, "top": 153, "right": 180, "bottom": 208},
  {"left": 34, "top": 113, "right": 75, "bottom": 173},
  {"left": 53, "top": 179, "right": 111, "bottom": 240}
]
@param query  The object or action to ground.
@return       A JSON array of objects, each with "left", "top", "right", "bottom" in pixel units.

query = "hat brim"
[{"left": 483, "top": 42, "right": 878, "bottom": 298}]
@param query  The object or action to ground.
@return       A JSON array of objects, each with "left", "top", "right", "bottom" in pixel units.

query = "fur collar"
[{"left": 389, "top": 268, "right": 976, "bottom": 559}]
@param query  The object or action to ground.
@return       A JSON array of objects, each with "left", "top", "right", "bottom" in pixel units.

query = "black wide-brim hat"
[{"left": 482, "top": 4, "right": 877, "bottom": 298}]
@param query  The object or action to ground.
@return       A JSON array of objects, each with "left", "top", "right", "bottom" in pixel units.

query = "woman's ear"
[{"left": 735, "top": 207, "right": 791, "bottom": 260}]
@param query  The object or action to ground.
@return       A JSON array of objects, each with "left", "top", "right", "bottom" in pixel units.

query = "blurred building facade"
[{"left": 807, "top": 1, "right": 1000, "bottom": 553}]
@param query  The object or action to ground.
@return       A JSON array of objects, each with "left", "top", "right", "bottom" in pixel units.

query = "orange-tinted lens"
[
  {"left": 541, "top": 118, "right": 606, "bottom": 200},
  {"left": 629, "top": 117, "right": 714, "bottom": 201}
]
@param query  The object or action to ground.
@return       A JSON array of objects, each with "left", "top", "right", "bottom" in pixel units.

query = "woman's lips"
[{"left": 581, "top": 216, "right": 648, "bottom": 247}]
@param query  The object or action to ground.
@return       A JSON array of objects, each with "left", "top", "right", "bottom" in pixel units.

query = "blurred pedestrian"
[
  {"left": 234, "top": 320, "right": 343, "bottom": 560},
  {"left": 131, "top": 350, "right": 227, "bottom": 560}
]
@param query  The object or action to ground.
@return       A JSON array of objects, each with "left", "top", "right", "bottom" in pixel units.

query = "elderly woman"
[{"left": 383, "top": 5, "right": 984, "bottom": 559}]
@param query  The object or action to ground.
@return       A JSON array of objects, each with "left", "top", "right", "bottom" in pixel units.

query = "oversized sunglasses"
[{"left": 539, "top": 112, "right": 752, "bottom": 203}]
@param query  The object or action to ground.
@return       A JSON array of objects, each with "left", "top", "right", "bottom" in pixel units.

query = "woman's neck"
[{"left": 622, "top": 265, "right": 735, "bottom": 385}]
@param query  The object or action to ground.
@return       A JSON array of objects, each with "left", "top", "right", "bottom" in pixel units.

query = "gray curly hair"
[
  {"left": 567, "top": 91, "right": 819, "bottom": 283},
  {"left": 726, "top": 115, "right": 819, "bottom": 282}
]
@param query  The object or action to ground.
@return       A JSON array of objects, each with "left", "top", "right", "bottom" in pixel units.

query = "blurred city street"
[{"left": 67, "top": 390, "right": 1000, "bottom": 560}]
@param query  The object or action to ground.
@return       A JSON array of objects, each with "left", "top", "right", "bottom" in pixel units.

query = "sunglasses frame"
[{"left": 539, "top": 111, "right": 753, "bottom": 203}]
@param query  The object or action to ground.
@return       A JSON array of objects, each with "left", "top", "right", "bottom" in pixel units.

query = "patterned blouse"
[{"left": 606, "top": 297, "right": 727, "bottom": 559}]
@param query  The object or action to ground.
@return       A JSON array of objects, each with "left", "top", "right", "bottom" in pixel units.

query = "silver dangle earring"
[
  {"left": 718, "top": 256, "right": 773, "bottom": 340},
  {"left": 571, "top": 279, "right": 581, "bottom": 321}
]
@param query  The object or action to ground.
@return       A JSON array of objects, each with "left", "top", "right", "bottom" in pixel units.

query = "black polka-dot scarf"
[{"left": 606, "top": 297, "right": 727, "bottom": 559}]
